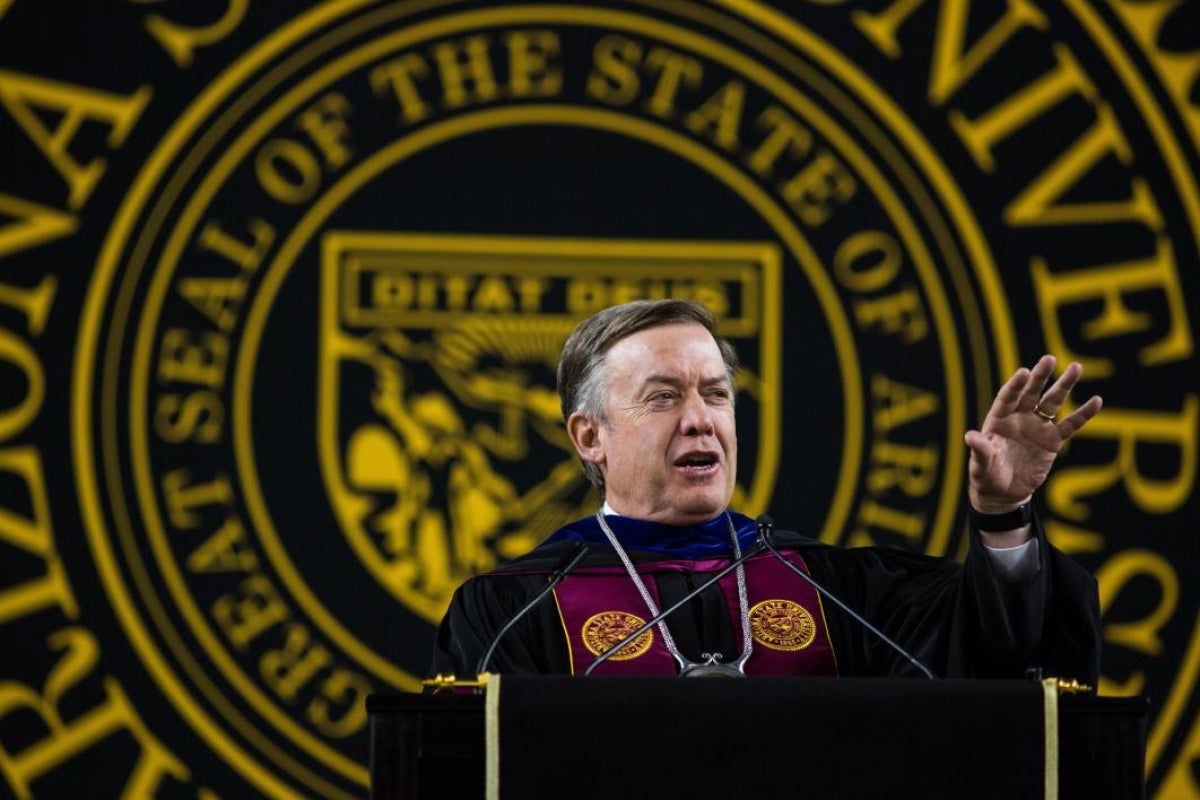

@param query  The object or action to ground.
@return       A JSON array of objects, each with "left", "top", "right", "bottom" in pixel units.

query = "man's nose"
[{"left": 679, "top": 392, "right": 715, "bottom": 435}]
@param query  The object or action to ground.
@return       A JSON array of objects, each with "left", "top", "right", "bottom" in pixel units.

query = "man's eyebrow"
[
  {"left": 637, "top": 374, "right": 731, "bottom": 389},
  {"left": 638, "top": 374, "right": 684, "bottom": 389}
]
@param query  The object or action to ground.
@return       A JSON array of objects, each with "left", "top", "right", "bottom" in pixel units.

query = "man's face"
[{"left": 571, "top": 323, "right": 738, "bottom": 526}]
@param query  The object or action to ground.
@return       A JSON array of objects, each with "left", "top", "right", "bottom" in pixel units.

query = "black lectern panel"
[{"left": 368, "top": 679, "right": 1146, "bottom": 800}]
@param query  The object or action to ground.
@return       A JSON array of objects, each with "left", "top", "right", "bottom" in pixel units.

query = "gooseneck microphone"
[
  {"left": 755, "top": 515, "right": 937, "bottom": 679},
  {"left": 582, "top": 541, "right": 766, "bottom": 676},
  {"left": 475, "top": 541, "right": 591, "bottom": 676}
]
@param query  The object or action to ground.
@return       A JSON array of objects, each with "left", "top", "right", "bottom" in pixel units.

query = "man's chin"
[{"left": 663, "top": 492, "right": 731, "bottom": 525}]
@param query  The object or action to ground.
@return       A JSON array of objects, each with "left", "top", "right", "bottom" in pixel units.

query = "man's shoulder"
[{"left": 770, "top": 528, "right": 962, "bottom": 572}]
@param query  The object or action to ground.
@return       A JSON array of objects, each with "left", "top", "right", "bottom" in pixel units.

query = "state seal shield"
[{"left": 318, "top": 232, "right": 783, "bottom": 624}]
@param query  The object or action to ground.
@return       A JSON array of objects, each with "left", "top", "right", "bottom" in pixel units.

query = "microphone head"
[{"left": 754, "top": 515, "right": 775, "bottom": 546}]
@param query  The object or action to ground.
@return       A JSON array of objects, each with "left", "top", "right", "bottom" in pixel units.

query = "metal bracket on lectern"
[
  {"left": 421, "top": 672, "right": 489, "bottom": 694},
  {"left": 1055, "top": 678, "right": 1093, "bottom": 695}
]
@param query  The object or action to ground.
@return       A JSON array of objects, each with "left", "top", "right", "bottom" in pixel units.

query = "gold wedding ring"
[{"left": 1033, "top": 404, "right": 1056, "bottom": 422}]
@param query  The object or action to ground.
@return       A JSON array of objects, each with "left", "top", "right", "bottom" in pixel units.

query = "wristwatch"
[{"left": 968, "top": 501, "right": 1032, "bottom": 532}]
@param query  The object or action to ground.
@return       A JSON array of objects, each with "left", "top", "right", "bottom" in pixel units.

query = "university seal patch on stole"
[
  {"left": 750, "top": 599, "right": 817, "bottom": 652},
  {"left": 581, "top": 611, "right": 654, "bottom": 661}
]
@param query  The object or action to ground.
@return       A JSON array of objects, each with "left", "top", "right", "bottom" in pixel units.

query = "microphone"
[
  {"left": 755, "top": 515, "right": 936, "bottom": 679},
  {"left": 582, "top": 541, "right": 765, "bottom": 676},
  {"left": 475, "top": 541, "right": 591, "bottom": 676}
]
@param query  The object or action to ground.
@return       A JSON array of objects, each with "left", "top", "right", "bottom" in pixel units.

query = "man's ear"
[{"left": 567, "top": 412, "right": 604, "bottom": 467}]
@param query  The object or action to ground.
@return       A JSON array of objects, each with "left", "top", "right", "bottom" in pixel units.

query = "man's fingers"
[
  {"left": 964, "top": 430, "right": 994, "bottom": 476},
  {"left": 1035, "top": 361, "right": 1082, "bottom": 417},
  {"left": 1056, "top": 394, "right": 1103, "bottom": 438},
  {"left": 1018, "top": 354, "right": 1057, "bottom": 411},
  {"left": 991, "top": 367, "right": 1033, "bottom": 416}
]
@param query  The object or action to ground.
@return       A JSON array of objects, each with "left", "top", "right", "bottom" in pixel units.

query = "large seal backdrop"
[{"left": 0, "top": 1, "right": 1197, "bottom": 796}]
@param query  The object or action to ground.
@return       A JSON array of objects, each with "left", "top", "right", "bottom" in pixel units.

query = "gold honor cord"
[
  {"left": 486, "top": 672, "right": 501, "bottom": 800},
  {"left": 1043, "top": 678, "right": 1060, "bottom": 800}
]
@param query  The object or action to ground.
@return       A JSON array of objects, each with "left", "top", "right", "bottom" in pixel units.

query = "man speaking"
[{"left": 431, "top": 299, "right": 1102, "bottom": 680}]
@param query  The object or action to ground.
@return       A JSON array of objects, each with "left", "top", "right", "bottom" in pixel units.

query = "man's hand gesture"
[{"left": 964, "top": 355, "right": 1103, "bottom": 515}]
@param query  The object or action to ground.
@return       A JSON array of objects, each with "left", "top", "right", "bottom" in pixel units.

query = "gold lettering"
[
  {"left": 0, "top": 447, "right": 76, "bottom": 621},
  {"left": 416, "top": 274, "right": 438, "bottom": 308},
  {"left": 308, "top": 669, "right": 371, "bottom": 738},
  {"left": 255, "top": 138, "right": 321, "bottom": 204},
  {"left": 871, "top": 373, "right": 940, "bottom": 431},
  {"left": 0, "top": 448, "right": 53, "bottom": 554},
  {"left": 608, "top": 278, "right": 648, "bottom": 307},
  {"left": 472, "top": 276, "right": 515, "bottom": 312},
  {"left": 854, "top": 286, "right": 929, "bottom": 343},
  {"left": 143, "top": 0, "right": 248, "bottom": 69},
  {"left": 154, "top": 392, "right": 223, "bottom": 444},
  {"left": 0, "top": 275, "right": 57, "bottom": 336},
  {"left": 370, "top": 53, "right": 432, "bottom": 124},
  {"left": 0, "top": 559, "right": 76, "bottom": 625},
  {"left": 296, "top": 92, "right": 353, "bottom": 170},
  {"left": 833, "top": 230, "right": 902, "bottom": 292},
  {"left": 1005, "top": 104, "right": 1163, "bottom": 230},
  {"left": 780, "top": 149, "right": 856, "bottom": 226},
  {"left": 443, "top": 275, "right": 474, "bottom": 310},
  {"left": 567, "top": 279, "right": 608, "bottom": 314},
  {"left": 0, "top": 328, "right": 44, "bottom": 442},
  {"left": 195, "top": 217, "right": 274, "bottom": 272},
  {"left": 1006, "top": 103, "right": 1163, "bottom": 233},
  {"left": 260, "top": 623, "right": 333, "bottom": 702},
  {"left": 642, "top": 47, "right": 703, "bottom": 119},
  {"left": 852, "top": 0, "right": 924, "bottom": 59},
  {"left": 504, "top": 30, "right": 562, "bottom": 98},
  {"left": 157, "top": 328, "right": 228, "bottom": 387},
  {"left": 0, "top": 628, "right": 188, "bottom": 799},
  {"left": 432, "top": 35, "right": 498, "bottom": 109},
  {"left": 0, "top": 71, "right": 150, "bottom": 209},
  {"left": 160, "top": 469, "right": 232, "bottom": 529},
  {"left": 1043, "top": 519, "right": 1105, "bottom": 555},
  {"left": 372, "top": 273, "right": 413, "bottom": 309},
  {"left": 586, "top": 35, "right": 642, "bottom": 106},
  {"left": 177, "top": 278, "right": 245, "bottom": 333},
  {"left": 515, "top": 277, "right": 548, "bottom": 311},
  {"left": 1047, "top": 397, "right": 1198, "bottom": 518},
  {"left": 746, "top": 106, "right": 813, "bottom": 177},
  {"left": 212, "top": 575, "right": 289, "bottom": 649},
  {"left": 565, "top": 278, "right": 730, "bottom": 316},
  {"left": 854, "top": 498, "right": 926, "bottom": 544},
  {"left": 929, "top": 0, "right": 1047, "bottom": 104},
  {"left": 0, "top": 194, "right": 77, "bottom": 257},
  {"left": 1095, "top": 550, "right": 1178, "bottom": 695},
  {"left": 683, "top": 80, "right": 746, "bottom": 152},
  {"left": 687, "top": 282, "right": 730, "bottom": 318},
  {"left": 949, "top": 44, "right": 1095, "bottom": 172},
  {"left": 868, "top": 441, "right": 939, "bottom": 496},
  {"left": 1032, "top": 238, "right": 1191, "bottom": 377},
  {"left": 186, "top": 516, "right": 258, "bottom": 573},
  {"left": 854, "top": 0, "right": 1047, "bottom": 96}
]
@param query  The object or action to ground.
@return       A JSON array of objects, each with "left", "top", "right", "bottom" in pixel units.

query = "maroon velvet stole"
[{"left": 551, "top": 550, "right": 838, "bottom": 676}]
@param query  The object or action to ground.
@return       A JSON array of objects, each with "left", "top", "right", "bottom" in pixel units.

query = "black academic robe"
[{"left": 430, "top": 511, "right": 1100, "bottom": 682}]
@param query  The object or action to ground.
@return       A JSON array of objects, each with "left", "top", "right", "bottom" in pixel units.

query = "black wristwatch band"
[{"left": 968, "top": 501, "right": 1032, "bottom": 532}]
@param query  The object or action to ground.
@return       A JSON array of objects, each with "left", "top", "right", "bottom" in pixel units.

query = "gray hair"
[{"left": 556, "top": 299, "right": 739, "bottom": 495}]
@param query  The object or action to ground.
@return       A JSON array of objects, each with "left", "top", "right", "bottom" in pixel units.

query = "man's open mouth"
[{"left": 675, "top": 453, "right": 719, "bottom": 472}]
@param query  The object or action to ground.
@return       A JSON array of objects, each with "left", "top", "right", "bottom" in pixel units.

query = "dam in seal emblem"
[{"left": 72, "top": 1, "right": 1200, "bottom": 797}]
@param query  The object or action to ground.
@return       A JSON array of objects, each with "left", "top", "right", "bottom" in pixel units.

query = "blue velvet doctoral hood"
[{"left": 543, "top": 510, "right": 759, "bottom": 559}]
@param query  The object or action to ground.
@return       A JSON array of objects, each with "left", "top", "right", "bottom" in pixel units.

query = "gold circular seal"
[
  {"left": 750, "top": 599, "right": 816, "bottom": 652},
  {"left": 582, "top": 611, "right": 654, "bottom": 661}
]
